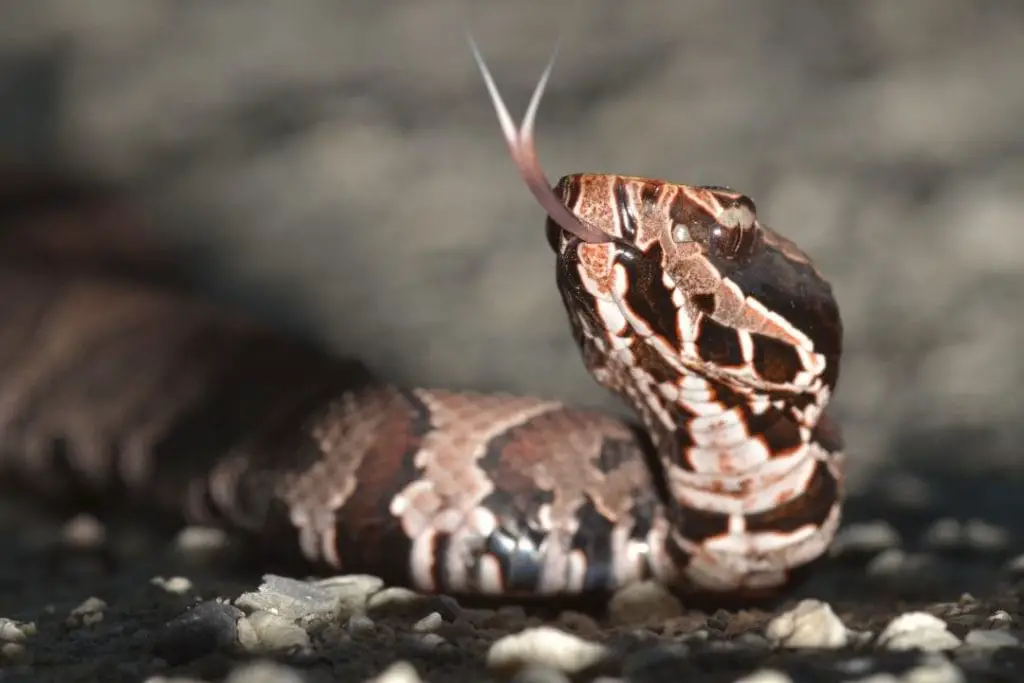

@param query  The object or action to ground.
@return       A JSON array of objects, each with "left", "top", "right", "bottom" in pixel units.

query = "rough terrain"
[{"left": 0, "top": 2, "right": 1023, "bottom": 681}]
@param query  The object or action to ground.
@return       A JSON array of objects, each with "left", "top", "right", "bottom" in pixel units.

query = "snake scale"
[{"left": 0, "top": 40, "right": 844, "bottom": 599}]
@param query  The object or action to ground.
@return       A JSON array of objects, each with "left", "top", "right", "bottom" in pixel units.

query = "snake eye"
[{"left": 709, "top": 198, "right": 760, "bottom": 261}]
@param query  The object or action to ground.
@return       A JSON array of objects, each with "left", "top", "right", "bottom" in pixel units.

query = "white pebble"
[
  {"left": 368, "top": 661, "right": 424, "bottom": 683},
  {"left": 151, "top": 576, "right": 193, "bottom": 595},
  {"left": 877, "top": 612, "right": 961, "bottom": 651},
  {"left": 243, "top": 611, "right": 311, "bottom": 653},
  {"left": 0, "top": 618, "right": 34, "bottom": 643},
  {"left": 987, "top": 610, "right": 1013, "bottom": 627},
  {"left": 764, "top": 599, "right": 848, "bottom": 649},
  {"left": 487, "top": 627, "right": 610, "bottom": 677}
]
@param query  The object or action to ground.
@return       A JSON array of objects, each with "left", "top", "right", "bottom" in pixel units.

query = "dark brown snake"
[{"left": 0, "top": 40, "right": 843, "bottom": 599}]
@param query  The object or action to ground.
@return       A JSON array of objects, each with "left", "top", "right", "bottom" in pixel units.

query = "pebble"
[
  {"left": 368, "top": 661, "right": 425, "bottom": 683},
  {"left": 877, "top": 612, "right": 962, "bottom": 651},
  {"left": 987, "top": 610, "right": 1013, "bottom": 628},
  {"left": 922, "top": 517, "right": 1010, "bottom": 553},
  {"left": 763, "top": 599, "right": 848, "bottom": 649},
  {"left": 487, "top": 626, "right": 612, "bottom": 678},
  {"left": 963, "top": 629, "right": 1020, "bottom": 649},
  {"left": 899, "top": 653, "right": 967, "bottom": 683},
  {"left": 153, "top": 600, "right": 242, "bottom": 664},
  {"left": 66, "top": 596, "right": 107, "bottom": 628},
  {"left": 412, "top": 611, "right": 444, "bottom": 633},
  {"left": 866, "top": 549, "right": 939, "bottom": 584},
  {"left": 347, "top": 614, "right": 378, "bottom": 636},
  {"left": 242, "top": 610, "right": 311, "bottom": 653},
  {"left": 366, "top": 587, "right": 439, "bottom": 620},
  {"left": 224, "top": 660, "right": 308, "bottom": 683},
  {"left": 313, "top": 574, "right": 386, "bottom": 618},
  {"left": 607, "top": 581, "right": 683, "bottom": 626},
  {"left": 235, "top": 574, "right": 344, "bottom": 622},
  {"left": 829, "top": 521, "right": 902, "bottom": 559},
  {"left": 60, "top": 513, "right": 107, "bottom": 549},
  {"left": 411, "top": 632, "right": 449, "bottom": 652},
  {"left": 151, "top": 576, "right": 194, "bottom": 595},
  {"left": 173, "top": 526, "right": 230, "bottom": 555},
  {"left": 0, "top": 641, "right": 32, "bottom": 665},
  {"left": 0, "top": 618, "right": 34, "bottom": 642}
]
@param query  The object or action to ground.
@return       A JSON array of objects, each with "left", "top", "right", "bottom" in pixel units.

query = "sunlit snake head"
[
  {"left": 548, "top": 175, "right": 842, "bottom": 400},
  {"left": 468, "top": 37, "right": 842, "bottom": 401}
]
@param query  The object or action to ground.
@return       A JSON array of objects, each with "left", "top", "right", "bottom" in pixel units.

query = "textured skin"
[{"left": 0, "top": 166, "right": 844, "bottom": 600}]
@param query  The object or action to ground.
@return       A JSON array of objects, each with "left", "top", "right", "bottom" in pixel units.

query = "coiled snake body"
[{"left": 0, "top": 41, "right": 844, "bottom": 599}]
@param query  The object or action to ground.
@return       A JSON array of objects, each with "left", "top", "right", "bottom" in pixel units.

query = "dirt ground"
[{"left": 1, "top": 2, "right": 1023, "bottom": 682}]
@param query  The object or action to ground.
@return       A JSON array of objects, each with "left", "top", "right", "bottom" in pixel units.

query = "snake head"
[
  {"left": 550, "top": 175, "right": 843, "bottom": 398},
  {"left": 468, "top": 34, "right": 841, "bottom": 400}
]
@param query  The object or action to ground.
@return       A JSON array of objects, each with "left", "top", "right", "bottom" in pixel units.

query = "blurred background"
[{"left": 0, "top": 1, "right": 1022, "bottom": 535}]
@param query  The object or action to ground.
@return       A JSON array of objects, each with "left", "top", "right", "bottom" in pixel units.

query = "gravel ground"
[{"left": 1, "top": 2, "right": 1023, "bottom": 682}]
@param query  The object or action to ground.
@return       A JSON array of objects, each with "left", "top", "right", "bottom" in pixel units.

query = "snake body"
[{"left": 0, "top": 42, "right": 844, "bottom": 598}]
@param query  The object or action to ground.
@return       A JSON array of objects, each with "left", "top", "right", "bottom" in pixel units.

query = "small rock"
[
  {"left": 734, "top": 632, "right": 771, "bottom": 650},
  {"left": 313, "top": 574, "right": 385, "bottom": 619},
  {"left": 225, "top": 660, "right": 307, "bottom": 683},
  {"left": 963, "top": 629, "right": 1020, "bottom": 649},
  {"left": 866, "top": 549, "right": 938, "bottom": 582},
  {"left": 877, "top": 612, "right": 962, "bottom": 651},
  {"left": 962, "top": 519, "right": 1010, "bottom": 552},
  {"left": 236, "top": 616, "right": 261, "bottom": 652},
  {"left": 66, "top": 596, "right": 107, "bottom": 628},
  {"left": 0, "top": 641, "right": 31, "bottom": 665},
  {"left": 243, "top": 610, "right": 311, "bottom": 653},
  {"left": 412, "top": 612, "right": 444, "bottom": 633},
  {"left": 487, "top": 627, "right": 612, "bottom": 677},
  {"left": 366, "top": 587, "right": 432, "bottom": 619},
  {"left": 829, "top": 521, "right": 902, "bottom": 559},
  {"left": 61, "top": 513, "right": 106, "bottom": 549},
  {"left": 368, "top": 661, "right": 425, "bottom": 683},
  {"left": 154, "top": 600, "right": 242, "bottom": 664},
  {"left": 607, "top": 581, "right": 684, "bottom": 626},
  {"left": 235, "top": 574, "right": 341, "bottom": 621},
  {"left": 174, "top": 526, "right": 230, "bottom": 554},
  {"left": 987, "top": 610, "right": 1013, "bottom": 628},
  {"left": 922, "top": 518, "right": 963, "bottom": 550},
  {"left": 733, "top": 671, "right": 794, "bottom": 683},
  {"left": 1003, "top": 553, "right": 1024, "bottom": 575},
  {"left": 553, "top": 610, "right": 603, "bottom": 640},
  {"left": 346, "top": 614, "right": 378, "bottom": 636},
  {"left": 921, "top": 517, "right": 1008, "bottom": 553},
  {"left": 897, "top": 653, "right": 967, "bottom": 683},
  {"left": 423, "top": 594, "right": 463, "bottom": 622},
  {"left": 764, "top": 599, "right": 848, "bottom": 649},
  {"left": 0, "top": 618, "right": 34, "bottom": 642},
  {"left": 475, "top": 605, "right": 528, "bottom": 630},
  {"left": 411, "top": 632, "right": 449, "bottom": 652},
  {"left": 151, "top": 576, "right": 194, "bottom": 595}
]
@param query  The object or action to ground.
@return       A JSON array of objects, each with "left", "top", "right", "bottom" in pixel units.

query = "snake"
[{"left": 0, "top": 38, "right": 844, "bottom": 599}]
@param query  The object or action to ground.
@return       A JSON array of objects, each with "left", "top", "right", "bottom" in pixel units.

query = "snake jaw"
[{"left": 466, "top": 33, "right": 613, "bottom": 245}]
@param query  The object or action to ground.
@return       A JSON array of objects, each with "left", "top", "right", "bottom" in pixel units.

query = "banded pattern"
[{"left": 0, "top": 38, "right": 844, "bottom": 600}]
